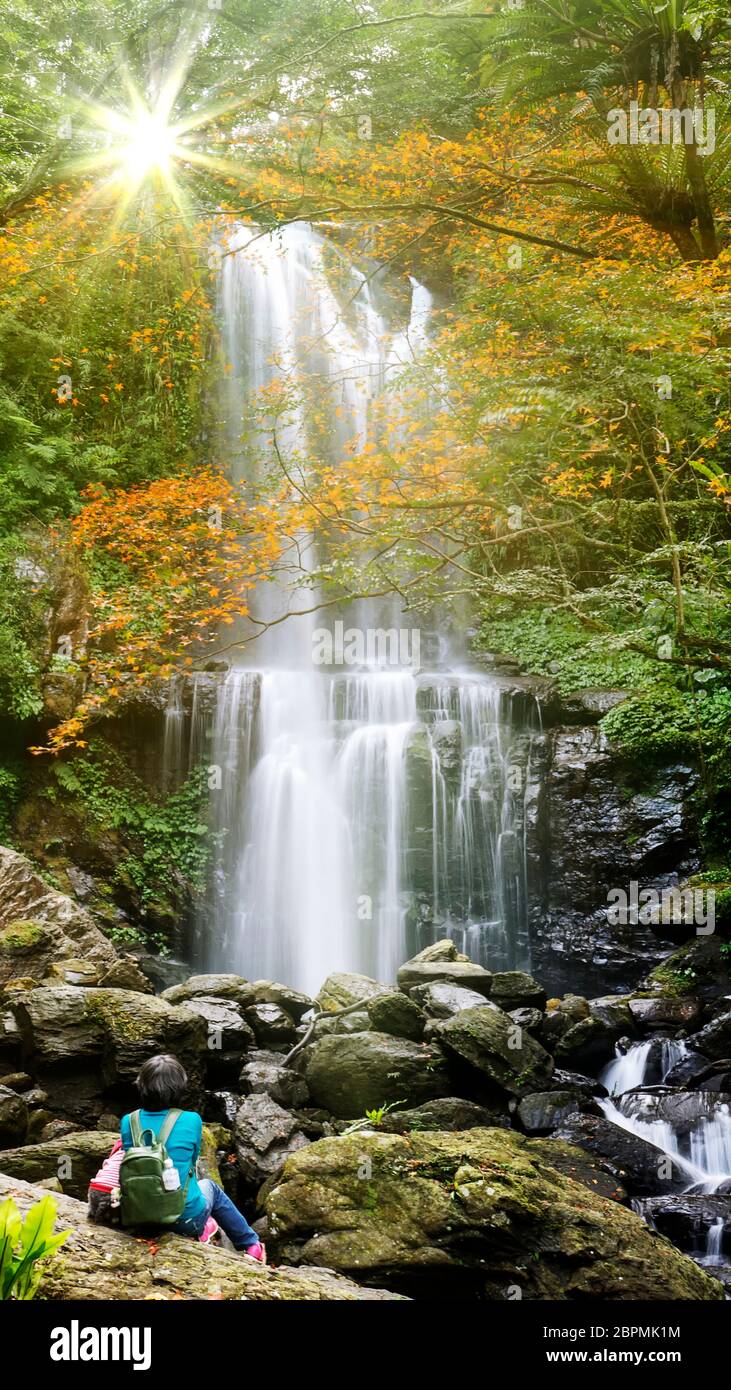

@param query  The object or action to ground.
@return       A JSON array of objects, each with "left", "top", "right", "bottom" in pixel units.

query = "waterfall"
[
  {"left": 599, "top": 1038, "right": 731, "bottom": 1197},
  {"left": 180, "top": 221, "right": 536, "bottom": 994}
]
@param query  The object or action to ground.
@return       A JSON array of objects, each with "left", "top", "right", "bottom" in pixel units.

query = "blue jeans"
[{"left": 175, "top": 1179, "right": 259, "bottom": 1250}]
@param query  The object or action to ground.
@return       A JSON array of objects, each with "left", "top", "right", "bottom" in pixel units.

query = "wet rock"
[
  {"left": 244, "top": 1002, "right": 297, "bottom": 1046},
  {"left": 408, "top": 981, "right": 489, "bottom": 1018},
  {"left": 638, "top": 1194, "right": 731, "bottom": 1256},
  {"left": 588, "top": 995, "right": 637, "bottom": 1032},
  {"left": 489, "top": 971, "right": 546, "bottom": 1012},
  {"left": 687, "top": 1010, "right": 731, "bottom": 1061},
  {"left": 556, "top": 689, "right": 631, "bottom": 724},
  {"left": 550, "top": 1068, "right": 608, "bottom": 1099},
  {"left": 397, "top": 960, "right": 492, "bottom": 996},
  {"left": 554, "top": 1113, "right": 686, "bottom": 1196},
  {"left": 235, "top": 1093, "right": 309, "bottom": 1188},
  {"left": 663, "top": 1050, "right": 712, "bottom": 1087},
  {"left": 0, "top": 1130, "right": 118, "bottom": 1199},
  {"left": 240, "top": 1052, "right": 310, "bottom": 1109},
  {"left": 508, "top": 1006, "right": 543, "bottom": 1034},
  {"left": 517, "top": 1090, "right": 592, "bottom": 1134},
  {"left": 0, "top": 1084, "right": 28, "bottom": 1146},
  {"left": 125, "top": 950, "right": 190, "bottom": 993},
  {"left": 379, "top": 1096, "right": 509, "bottom": 1133},
  {"left": 435, "top": 1004, "right": 553, "bottom": 1097},
  {"left": 0, "top": 1071, "right": 33, "bottom": 1092},
  {"left": 305, "top": 1033, "right": 451, "bottom": 1118},
  {"left": 162, "top": 973, "right": 255, "bottom": 1008},
  {"left": 264, "top": 1128, "right": 721, "bottom": 1299},
  {"left": 555, "top": 1016, "right": 617, "bottom": 1072},
  {"left": 628, "top": 996, "right": 702, "bottom": 1029},
  {"left": 366, "top": 991, "right": 424, "bottom": 1040},
  {"left": 617, "top": 1088, "right": 731, "bottom": 1139},
  {"left": 204, "top": 1090, "right": 239, "bottom": 1128},
  {"left": 315, "top": 972, "right": 390, "bottom": 1013},
  {"left": 177, "top": 996, "right": 254, "bottom": 1052}
]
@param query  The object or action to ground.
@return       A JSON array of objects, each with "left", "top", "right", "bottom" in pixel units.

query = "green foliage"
[
  {"left": 601, "top": 688, "right": 698, "bottom": 759},
  {"left": 0, "top": 1194, "right": 69, "bottom": 1300},
  {"left": 0, "top": 534, "right": 48, "bottom": 720},
  {"left": 477, "top": 607, "right": 657, "bottom": 695}
]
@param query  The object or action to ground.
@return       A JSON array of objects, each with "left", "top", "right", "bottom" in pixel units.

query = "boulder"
[
  {"left": 244, "top": 1002, "right": 297, "bottom": 1046},
  {"left": 628, "top": 997, "right": 702, "bottom": 1029},
  {"left": 0, "top": 1130, "right": 117, "bottom": 1199},
  {"left": 251, "top": 981, "right": 312, "bottom": 1022},
  {"left": 3, "top": 986, "right": 206, "bottom": 1092},
  {"left": 366, "top": 991, "right": 424, "bottom": 1040},
  {"left": 517, "top": 1090, "right": 589, "bottom": 1135},
  {"left": 554, "top": 1016, "right": 617, "bottom": 1072},
  {"left": 508, "top": 1007, "right": 543, "bottom": 1034},
  {"left": 235, "top": 1093, "right": 309, "bottom": 1187},
  {"left": 162, "top": 973, "right": 255, "bottom": 1008},
  {"left": 0, "top": 1173, "right": 405, "bottom": 1300},
  {"left": 264, "top": 1128, "right": 722, "bottom": 1299},
  {"left": 304, "top": 1033, "right": 451, "bottom": 1119},
  {"left": 315, "top": 972, "right": 390, "bottom": 1013},
  {"left": 588, "top": 995, "right": 637, "bottom": 1032},
  {"left": 435, "top": 1005, "right": 553, "bottom": 1097},
  {"left": 397, "top": 960, "right": 492, "bottom": 997},
  {"left": 240, "top": 1052, "right": 310, "bottom": 1109},
  {"left": 554, "top": 1113, "right": 686, "bottom": 1196},
  {"left": 407, "top": 939, "right": 469, "bottom": 964},
  {"left": 0, "top": 847, "right": 149, "bottom": 992},
  {"left": 176, "top": 996, "right": 255, "bottom": 1052},
  {"left": 0, "top": 1083, "right": 28, "bottom": 1147},
  {"left": 380, "top": 1097, "right": 509, "bottom": 1133},
  {"left": 409, "top": 981, "right": 491, "bottom": 1018},
  {"left": 489, "top": 971, "right": 546, "bottom": 1012},
  {"left": 638, "top": 1194, "right": 731, "bottom": 1255},
  {"left": 687, "top": 1010, "right": 731, "bottom": 1061}
]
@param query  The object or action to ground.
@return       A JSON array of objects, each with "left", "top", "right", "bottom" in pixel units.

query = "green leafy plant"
[
  {"left": 342, "top": 1101, "right": 404, "bottom": 1134},
  {"left": 0, "top": 1194, "right": 69, "bottom": 1300}
]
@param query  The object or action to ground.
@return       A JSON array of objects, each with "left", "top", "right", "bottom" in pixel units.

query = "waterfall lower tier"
[{"left": 171, "top": 667, "right": 535, "bottom": 994}]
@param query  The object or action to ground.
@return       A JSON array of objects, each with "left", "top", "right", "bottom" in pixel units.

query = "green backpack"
[{"left": 119, "top": 1109, "right": 193, "bottom": 1228}]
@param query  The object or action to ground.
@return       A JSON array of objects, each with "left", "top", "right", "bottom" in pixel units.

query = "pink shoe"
[
  {"left": 199, "top": 1217, "right": 219, "bottom": 1245},
  {"left": 243, "top": 1241, "right": 266, "bottom": 1264}
]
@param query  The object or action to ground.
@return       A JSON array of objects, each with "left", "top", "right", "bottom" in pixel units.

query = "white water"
[
  {"left": 165, "top": 222, "right": 537, "bottom": 994},
  {"left": 600, "top": 1039, "right": 731, "bottom": 1197}
]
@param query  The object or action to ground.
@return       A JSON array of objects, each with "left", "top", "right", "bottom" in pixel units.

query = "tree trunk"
[{"left": 0, "top": 1174, "right": 405, "bottom": 1301}]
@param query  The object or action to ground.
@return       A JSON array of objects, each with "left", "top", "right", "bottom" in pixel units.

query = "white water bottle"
[{"left": 162, "top": 1159, "right": 180, "bottom": 1191}]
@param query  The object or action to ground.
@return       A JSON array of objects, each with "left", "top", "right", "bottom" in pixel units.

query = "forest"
[{"left": 1, "top": 0, "right": 731, "bottom": 1324}]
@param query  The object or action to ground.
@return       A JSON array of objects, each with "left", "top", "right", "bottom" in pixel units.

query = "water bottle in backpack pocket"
[{"left": 119, "top": 1108, "right": 192, "bottom": 1228}]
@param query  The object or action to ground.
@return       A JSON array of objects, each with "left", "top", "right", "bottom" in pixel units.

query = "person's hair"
[{"left": 135, "top": 1054, "right": 187, "bottom": 1109}]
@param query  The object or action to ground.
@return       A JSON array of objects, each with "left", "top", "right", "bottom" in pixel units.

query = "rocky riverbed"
[{"left": 1, "top": 844, "right": 729, "bottom": 1301}]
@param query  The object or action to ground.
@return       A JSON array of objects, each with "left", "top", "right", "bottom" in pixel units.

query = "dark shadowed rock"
[
  {"left": 555, "top": 1016, "right": 617, "bottom": 1072},
  {"left": 0, "top": 1084, "right": 28, "bottom": 1147},
  {"left": 489, "top": 971, "right": 546, "bottom": 1012},
  {"left": 244, "top": 1002, "right": 297, "bottom": 1046},
  {"left": 687, "top": 1011, "right": 731, "bottom": 1061},
  {"left": 554, "top": 1113, "right": 686, "bottom": 1195},
  {"left": 517, "top": 1090, "right": 593, "bottom": 1134},
  {"left": 240, "top": 1052, "right": 310, "bottom": 1109},
  {"left": 380, "top": 1097, "right": 509, "bottom": 1133},
  {"left": 235, "top": 1093, "right": 309, "bottom": 1187},
  {"left": 629, "top": 996, "right": 702, "bottom": 1029}
]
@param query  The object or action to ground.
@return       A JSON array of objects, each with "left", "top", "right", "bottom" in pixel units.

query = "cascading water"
[{"left": 168, "top": 221, "right": 537, "bottom": 995}]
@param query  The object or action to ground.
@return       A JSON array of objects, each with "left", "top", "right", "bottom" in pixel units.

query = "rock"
[
  {"left": 588, "top": 995, "right": 637, "bottom": 1032},
  {"left": 408, "top": 939, "right": 468, "bottom": 964},
  {"left": 0, "top": 848, "right": 149, "bottom": 992},
  {"left": 397, "top": 959, "right": 492, "bottom": 996},
  {"left": 557, "top": 689, "right": 631, "bottom": 723},
  {"left": 43, "top": 959, "right": 101, "bottom": 987},
  {"left": 240, "top": 1053, "right": 310, "bottom": 1109},
  {"left": 409, "top": 981, "right": 491, "bottom": 1018},
  {"left": 177, "top": 997, "right": 255, "bottom": 1052},
  {"left": 125, "top": 950, "right": 190, "bottom": 993},
  {"left": 645, "top": 937, "right": 731, "bottom": 1003},
  {"left": 550, "top": 1068, "right": 608, "bottom": 1099},
  {"left": 687, "top": 1010, "right": 731, "bottom": 1061},
  {"left": 264, "top": 1128, "right": 721, "bottom": 1299},
  {"left": 517, "top": 1090, "right": 589, "bottom": 1134},
  {"left": 315, "top": 972, "right": 390, "bottom": 1013},
  {"left": 251, "top": 981, "right": 312, "bottom": 1022},
  {"left": 638, "top": 1194, "right": 731, "bottom": 1255},
  {"left": 0, "top": 1071, "right": 33, "bottom": 1092},
  {"left": 489, "top": 971, "right": 546, "bottom": 1012},
  {"left": 0, "top": 1130, "right": 118, "bottom": 1198},
  {"left": 40, "top": 1119, "right": 81, "bottom": 1143},
  {"left": 0, "top": 1084, "right": 28, "bottom": 1146},
  {"left": 616, "top": 1088, "right": 731, "bottom": 1138},
  {"left": 435, "top": 1005, "right": 553, "bottom": 1097},
  {"left": 97, "top": 958, "right": 155, "bottom": 993},
  {"left": 0, "top": 1173, "right": 405, "bottom": 1300},
  {"left": 162, "top": 973, "right": 255, "bottom": 1008},
  {"left": 555, "top": 1016, "right": 617, "bottom": 1072},
  {"left": 244, "top": 1002, "right": 297, "bottom": 1046},
  {"left": 380, "top": 1097, "right": 509, "bottom": 1133},
  {"left": 235, "top": 1094, "right": 309, "bottom": 1187},
  {"left": 5, "top": 985, "right": 206, "bottom": 1082},
  {"left": 305, "top": 1033, "right": 451, "bottom": 1119},
  {"left": 366, "top": 991, "right": 424, "bottom": 1040},
  {"left": 508, "top": 1007, "right": 543, "bottom": 1034},
  {"left": 204, "top": 1091, "right": 239, "bottom": 1127},
  {"left": 628, "top": 997, "right": 702, "bottom": 1029},
  {"left": 554, "top": 1113, "right": 686, "bottom": 1196},
  {"left": 663, "top": 1050, "right": 712, "bottom": 1087}
]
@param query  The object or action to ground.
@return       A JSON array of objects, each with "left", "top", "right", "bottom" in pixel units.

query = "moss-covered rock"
[
  {"left": 435, "top": 1005, "right": 553, "bottom": 1097},
  {"left": 264, "top": 1128, "right": 723, "bottom": 1300},
  {"left": 315, "top": 971, "right": 390, "bottom": 1013},
  {"left": 305, "top": 1032, "right": 451, "bottom": 1118},
  {"left": 366, "top": 991, "right": 425, "bottom": 1040}
]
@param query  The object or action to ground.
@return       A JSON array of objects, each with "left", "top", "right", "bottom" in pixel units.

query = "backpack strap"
[
  {"left": 129, "top": 1110, "right": 143, "bottom": 1148},
  {"left": 156, "top": 1108, "right": 182, "bottom": 1152}
]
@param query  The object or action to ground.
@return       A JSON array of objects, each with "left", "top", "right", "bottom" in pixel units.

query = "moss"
[
  {"left": 82, "top": 990, "right": 155, "bottom": 1043},
  {"left": 0, "top": 919, "right": 46, "bottom": 952}
]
